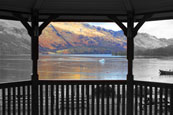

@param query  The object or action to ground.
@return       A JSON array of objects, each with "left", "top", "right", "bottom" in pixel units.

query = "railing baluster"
[
  {"left": 7, "top": 87, "right": 11, "bottom": 115},
  {"left": 23, "top": 86, "right": 26, "bottom": 115},
  {"left": 112, "top": 84, "right": 115, "bottom": 115},
  {"left": 51, "top": 85, "right": 54, "bottom": 115},
  {"left": 18, "top": 86, "right": 21, "bottom": 115},
  {"left": 117, "top": 84, "right": 120, "bottom": 115},
  {"left": 165, "top": 87, "right": 168, "bottom": 115},
  {"left": 13, "top": 87, "right": 16, "bottom": 115},
  {"left": 135, "top": 85, "right": 138, "bottom": 115},
  {"left": 76, "top": 84, "right": 79, "bottom": 115},
  {"left": 101, "top": 84, "right": 105, "bottom": 115},
  {"left": 56, "top": 84, "right": 59, "bottom": 115},
  {"left": 144, "top": 86, "right": 148, "bottom": 115},
  {"left": 40, "top": 84, "right": 43, "bottom": 115},
  {"left": 2, "top": 88, "right": 6, "bottom": 115},
  {"left": 149, "top": 86, "right": 152, "bottom": 115},
  {"left": 27, "top": 85, "right": 30, "bottom": 115},
  {"left": 170, "top": 88, "right": 173, "bottom": 115},
  {"left": 122, "top": 84, "right": 125, "bottom": 115},
  {"left": 96, "top": 84, "right": 100, "bottom": 115},
  {"left": 45, "top": 84, "right": 48, "bottom": 115},
  {"left": 82, "top": 84, "right": 85, "bottom": 115},
  {"left": 92, "top": 85, "right": 95, "bottom": 115},
  {"left": 61, "top": 85, "right": 64, "bottom": 115},
  {"left": 86, "top": 84, "right": 90, "bottom": 115},
  {"left": 71, "top": 85, "right": 74, "bottom": 115},
  {"left": 139, "top": 85, "right": 142, "bottom": 115},
  {"left": 154, "top": 87, "right": 157, "bottom": 115},
  {"left": 107, "top": 84, "right": 110, "bottom": 115},
  {"left": 66, "top": 84, "right": 69, "bottom": 115},
  {"left": 160, "top": 87, "right": 163, "bottom": 115}
]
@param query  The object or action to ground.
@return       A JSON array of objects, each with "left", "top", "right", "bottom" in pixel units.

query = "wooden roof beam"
[
  {"left": 13, "top": 13, "right": 32, "bottom": 36},
  {"left": 108, "top": 15, "right": 127, "bottom": 36},
  {"left": 133, "top": 14, "right": 153, "bottom": 37},
  {"left": 39, "top": 15, "right": 58, "bottom": 35}
]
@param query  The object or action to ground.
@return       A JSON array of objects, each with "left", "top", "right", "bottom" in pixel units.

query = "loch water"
[{"left": 0, "top": 54, "right": 173, "bottom": 83}]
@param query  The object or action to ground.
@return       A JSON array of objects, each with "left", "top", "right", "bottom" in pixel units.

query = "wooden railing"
[
  {"left": 134, "top": 81, "right": 172, "bottom": 115},
  {"left": 0, "top": 80, "right": 172, "bottom": 115},
  {"left": 38, "top": 80, "right": 127, "bottom": 115},
  {"left": 0, "top": 81, "right": 32, "bottom": 115}
]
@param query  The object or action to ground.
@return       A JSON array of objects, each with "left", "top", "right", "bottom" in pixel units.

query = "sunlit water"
[{"left": 0, "top": 54, "right": 173, "bottom": 83}]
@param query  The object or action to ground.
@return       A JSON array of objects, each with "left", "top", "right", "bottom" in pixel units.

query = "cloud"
[
  {"left": 89, "top": 20, "right": 173, "bottom": 39},
  {"left": 88, "top": 22, "right": 121, "bottom": 31},
  {"left": 139, "top": 20, "right": 173, "bottom": 39}
]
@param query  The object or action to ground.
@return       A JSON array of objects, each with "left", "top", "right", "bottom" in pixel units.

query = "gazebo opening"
[
  {"left": 134, "top": 20, "right": 173, "bottom": 83},
  {"left": 38, "top": 22, "right": 127, "bottom": 80},
  {"left": 0, "top": 19, "right": 32, "bottom": 83}
]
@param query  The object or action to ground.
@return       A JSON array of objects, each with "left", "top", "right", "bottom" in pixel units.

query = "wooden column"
[
  {"left": 14, "top": 11, "right": 56, "bottom": 115},
  {"left": 31, "top": 10, "right": 39, "bottom": 115},
  {"left": 126, "top": 12, "right": 135, "bottom": 115}
]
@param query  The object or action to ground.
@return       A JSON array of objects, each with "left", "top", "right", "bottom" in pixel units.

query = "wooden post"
[
  {"left": 31, "top": 10, "right": 39, "bottom": 115},
  {"left": 126, "top": 12, "right": 134, "bottom": 115}
]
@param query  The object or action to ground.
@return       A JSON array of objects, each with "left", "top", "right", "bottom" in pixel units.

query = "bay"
[{"left": 0, "top": 54, "right": 173, "bottom": 83}]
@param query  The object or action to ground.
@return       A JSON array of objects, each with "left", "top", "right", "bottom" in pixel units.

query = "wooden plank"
[
  {"left": 23, "top": 86, "right": 26, "bottom": 115},
  {"left": 82, "top": 84, "right": 85, "bottom": 115},
  {"left": 56, "top": 85, "right": 59, "bottom": 115},
  {"left": 86, "top": 85, "right": 90, "bottom": 115},
  {"left": 165, "top": 87, "right": 168, "bottom": 115},
  {"left": 159, "top": 87, "right": 163, "bottom": 115},
  {"left": 7, "top": 87, "right": 11, "bottom": 115},
  {"left": 117, "top": 84, "right": 120, "bottom": 115},
  {"left": 45, "top": 85, "right": 49, "bottom": 115},
  {"left": 40, "top": 85, "right": 43, "bottom": 115},
  {"left": 122, "top": 84, "right": 125, "bottom": 115},
  {"left": 92, "top": 85, "right": 95, "bottom": 115},
  {"left": 13, "top": 87, "right": 16, "bottom": 115},
  {"left": 139, "top": 85, "right": 142, "bottom": 115},
  {"left": 76, "top": 85, "right": 79, "bottom": 115},
  {"left": 66, "top": 85, "right": 69, "bottom": 115},
  {"left": 144, "top": 86, "right": 148, "bottom": 115},
  {"left": 51, "top": 85, "right": 54, "bottom": 115},
  {"left": 27, "top": 85, "right": 30, "bottom": 115},
  {"left": 107, "top": 84, "right": 110, "bottom": 115},
  {"left": 71, "top": 85, "right": 74, "bottom": 115},
  {"left": 154, "top": 87, "right": 157, "bottom": 115},
  {"left": 101, "top": 84, "right": 105, "bottom": 115},
  {"left": 18, "top": 86, "right": 21, "bottom": 115},
  {"left": 112, "top": 84, "right": 115, "bottom": 115},
  {"left": 149, "top": 86, "right": 152, "bottom": 115},
  {"left": 135, "top": 85, "right": 138, "bottom": 115},
  {"left": 61, "top": 85, "right": 64, "bottom": 115},
  {"left": 2, "top": 88, "right": 6, "bottom": 115},
  {"left": 96, "top": 84, "right": 100, "bottom": 115}
]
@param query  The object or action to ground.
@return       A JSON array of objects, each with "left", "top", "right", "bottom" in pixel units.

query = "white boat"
[{"left": 99, "top": 59, "right": 105, "bottom": 63}]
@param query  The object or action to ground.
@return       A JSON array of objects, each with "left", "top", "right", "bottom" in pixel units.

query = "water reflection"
[{"left": 38, "top": 55, "right": 127, "bottom": 80}]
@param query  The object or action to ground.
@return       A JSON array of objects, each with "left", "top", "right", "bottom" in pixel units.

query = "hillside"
[
  {"left": 39, "top": 22, "right": 126, "bottom": 54},
  {"left": 0, "top": 20, "right": 173, "bottom": 55}
]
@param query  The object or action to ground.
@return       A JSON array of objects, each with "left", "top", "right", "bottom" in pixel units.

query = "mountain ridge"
[{"left": 0, "top": 20, "right": 172, "bottom": 55}]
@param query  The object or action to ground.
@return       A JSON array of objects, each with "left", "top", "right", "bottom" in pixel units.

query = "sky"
[{"left": 88, "top": 20, "right": 173, "bottom": 39}]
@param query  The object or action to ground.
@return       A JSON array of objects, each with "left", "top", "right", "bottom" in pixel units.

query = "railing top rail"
[
  {"left": 38, "top": 80, "right": 127, "bottom": 85},
  {"left": 134, "top": 80, "right": 173, "bottom": 87},
  {"left": 0, "top": 80, "right": 31, "bottom": 88}
]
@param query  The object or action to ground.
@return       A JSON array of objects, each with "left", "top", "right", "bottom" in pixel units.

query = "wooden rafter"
[
  {"left": 39, "top": 15, "right": 58, "bottom": 35},
  {"left": 12, "top": 13, "right": 32, "bottom": 36},
  {"left": 108, "top": 15, "right": 127, "bottom": 36},
  {"left": 133, "top": 14, "right": 153, "bottom": 37}
]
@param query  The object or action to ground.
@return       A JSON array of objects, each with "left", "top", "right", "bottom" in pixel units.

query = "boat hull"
[{"left": 159, "top": 70, "right": 173, "bottom": 75}]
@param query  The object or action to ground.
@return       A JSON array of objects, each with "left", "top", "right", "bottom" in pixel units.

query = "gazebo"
[{"left": 0, "top": 0, "right": 173, "bottom": 115}]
